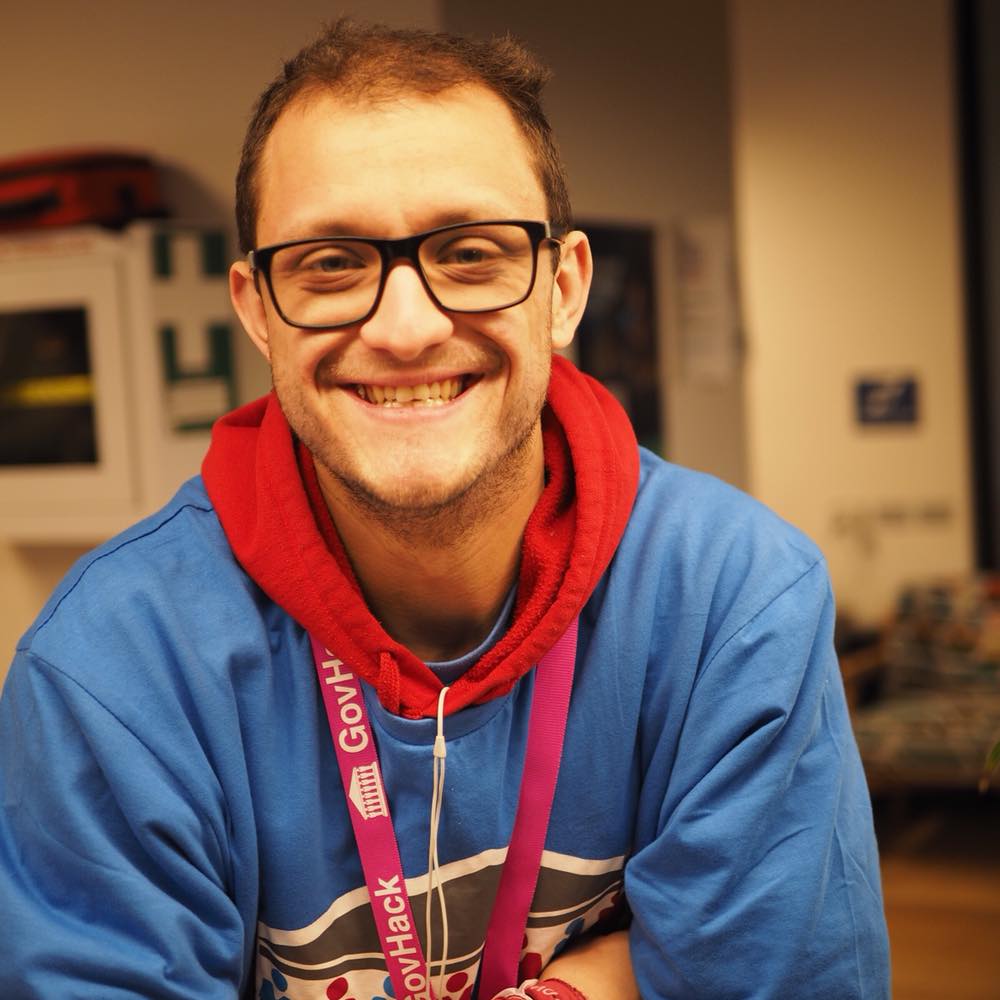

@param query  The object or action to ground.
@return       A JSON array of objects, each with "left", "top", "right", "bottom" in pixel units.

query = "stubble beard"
[
  {"left": 274, "top": 356, "right": 551, "bottom": 549},
  {"left": 325, "top": 417, "right": 542, "bottom": 548}
]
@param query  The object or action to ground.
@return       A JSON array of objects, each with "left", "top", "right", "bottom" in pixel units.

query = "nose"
[{"left": 358, "top": 262, "right": 454, "bottom": 361}]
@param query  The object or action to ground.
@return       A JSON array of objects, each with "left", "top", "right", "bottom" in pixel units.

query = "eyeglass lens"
[{"left": 267, "top": 223, "right": 537, "bottom": 327}]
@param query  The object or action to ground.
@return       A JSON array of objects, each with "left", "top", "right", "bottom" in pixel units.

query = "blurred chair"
[{"left": 843, "top": 575, "right": 1000, "bottom": 795}]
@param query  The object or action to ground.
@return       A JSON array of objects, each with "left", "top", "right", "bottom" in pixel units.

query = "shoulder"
[
  {"left": 16, "top": 476, "right": 262, "bottom": 690},
  {"left": 610, "top": 450, "right": 832, "bottom": 668},
  {"left": 626, "top": 448, "right": 825, "bottom": 579},
  {"left": 629, "top": 448, "right": 822, "bottom": 568}
]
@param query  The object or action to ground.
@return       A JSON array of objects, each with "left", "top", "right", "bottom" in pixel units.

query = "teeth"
[{"left": 356, "top": 377, "right": 465, "bottom": 406}]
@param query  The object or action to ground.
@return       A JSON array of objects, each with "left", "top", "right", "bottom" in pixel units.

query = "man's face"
[{"left": 231, "top": 85, "right": 589, "bottom": 518}]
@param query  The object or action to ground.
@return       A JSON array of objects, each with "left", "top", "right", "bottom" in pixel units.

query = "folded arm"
[
  {"left": 0, "top": 651, "right": 250, "bottom": 998},
  {"left": 625, "top": 561, "right": 889, "bottom": 998}
]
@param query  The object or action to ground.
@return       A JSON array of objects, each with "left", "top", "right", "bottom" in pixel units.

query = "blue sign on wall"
[{"left": 855, "top": 377, "right": 919, "bottom": 425}]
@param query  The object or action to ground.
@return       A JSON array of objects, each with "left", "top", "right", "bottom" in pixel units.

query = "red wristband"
[{"left": 524, "top": 979, "right": 590, "bottom": 1000}]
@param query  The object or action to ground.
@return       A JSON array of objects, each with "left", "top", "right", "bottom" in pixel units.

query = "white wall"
[
  {"left": 730, "top": 0, "right": 974, "bottom": 623},
  {"left": 0, "top": 1, "right": 442, "bottom": 676}
]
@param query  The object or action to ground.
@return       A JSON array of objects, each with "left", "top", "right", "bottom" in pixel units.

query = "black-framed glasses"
[{"left": 248, "top": 219, "right": 562, "bottom": 330}]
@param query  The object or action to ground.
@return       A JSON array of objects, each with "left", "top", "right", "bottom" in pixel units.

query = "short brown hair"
[{"left": 235, "top": 18, "right": 572, "bottom": 253}]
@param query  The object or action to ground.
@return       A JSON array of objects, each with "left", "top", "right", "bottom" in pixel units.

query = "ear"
[
  {"left": 549, "top": 230, "right": 593, "bottom": 350},
  {"left": 229, "top": 260, "right": 272, "bottom": 362}
]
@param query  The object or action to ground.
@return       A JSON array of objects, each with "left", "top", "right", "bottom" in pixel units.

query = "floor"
[{"left": 876, "top": 791, "right": 1000, "bottom": 1000}]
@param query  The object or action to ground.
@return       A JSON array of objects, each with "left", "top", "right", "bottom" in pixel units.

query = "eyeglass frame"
[{"left": 246, "top": 219, "right": 564, "bottom": 330}]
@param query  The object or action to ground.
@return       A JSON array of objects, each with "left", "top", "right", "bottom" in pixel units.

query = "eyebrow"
[{"left": 286, "top": 206, "right": 522, "bottom": 241}]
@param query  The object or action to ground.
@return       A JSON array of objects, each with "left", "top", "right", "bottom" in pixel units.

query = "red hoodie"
[{"left": 202, "top": 356, "right": 639, "bottom": 719}]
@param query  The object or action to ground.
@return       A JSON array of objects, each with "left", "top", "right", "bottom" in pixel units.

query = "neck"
[{"left": 317, "top": 431, "right": 544, "bottom": 662}]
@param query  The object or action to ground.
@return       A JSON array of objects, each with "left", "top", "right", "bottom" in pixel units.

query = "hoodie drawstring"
[{"left": 425, "top": 685, "right": 450, "bottom": 998}]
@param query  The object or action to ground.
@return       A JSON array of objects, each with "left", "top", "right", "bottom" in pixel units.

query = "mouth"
[{"left": 352, "top": 375, "right": 477, "bottom": 407}]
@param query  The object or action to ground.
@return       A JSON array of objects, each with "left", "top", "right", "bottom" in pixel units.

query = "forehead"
[{"left": 256, "top": 85, "right": 547, "bottom": 245}]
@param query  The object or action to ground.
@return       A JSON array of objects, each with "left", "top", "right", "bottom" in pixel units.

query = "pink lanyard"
[{"left": 309, "top": 619, "right": 578, "bottom": 1000}]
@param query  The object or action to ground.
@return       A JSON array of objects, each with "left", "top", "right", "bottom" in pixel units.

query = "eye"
[
  {"left": 449, "top": 246, "right": 487, "bottom": 264},
  {"left": 301, "top": 248, "right": 366, "bottom": 272},
  {"left": 436, "top": 238, "right": 503, "bottom": 266},
  {"left": 274, "top": 239, "right": 377, "bottom": 278}
]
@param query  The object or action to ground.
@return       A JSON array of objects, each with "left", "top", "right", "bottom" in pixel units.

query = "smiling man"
[
  {"left": 0, "top": 19, "right": 889, "bottom": 1000},
  {"left": 228, "top": 82, "right": 589, "bottom": 666}
]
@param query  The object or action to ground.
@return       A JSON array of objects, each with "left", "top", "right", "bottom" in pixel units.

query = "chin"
[{"left": 333, "top": 463, "right": 482, "bottom": 520}]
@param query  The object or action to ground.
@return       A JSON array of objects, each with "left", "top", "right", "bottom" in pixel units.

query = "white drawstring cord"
[{"left": 425, "top": 685, "right": 450, "bottom": 1000}]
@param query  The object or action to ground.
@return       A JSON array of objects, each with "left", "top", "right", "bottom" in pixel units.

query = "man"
[{"left": 0, "top": 20, "right": 889, "bottom": 1000}]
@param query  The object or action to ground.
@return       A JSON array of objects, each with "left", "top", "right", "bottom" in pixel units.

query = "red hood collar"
[{"left": 202, "top": 356, "right": 639, "bottom": 718}]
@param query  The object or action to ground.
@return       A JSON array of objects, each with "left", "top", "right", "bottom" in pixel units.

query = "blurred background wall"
[
  {"left": 731, "top": 0, "right": 974, "bottom": 621},
  {"left": 0, "top": 0, "right": 987, "bottom": 667}
]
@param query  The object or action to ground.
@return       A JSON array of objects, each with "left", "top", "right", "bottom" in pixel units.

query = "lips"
[{"left": 352, "top": 376, "right": 472, "bottom": 406}]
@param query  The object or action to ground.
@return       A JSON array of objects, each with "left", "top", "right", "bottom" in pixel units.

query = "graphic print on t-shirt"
[{"left": 255, "top": 849, "right": 625, "bottom": 1000}]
